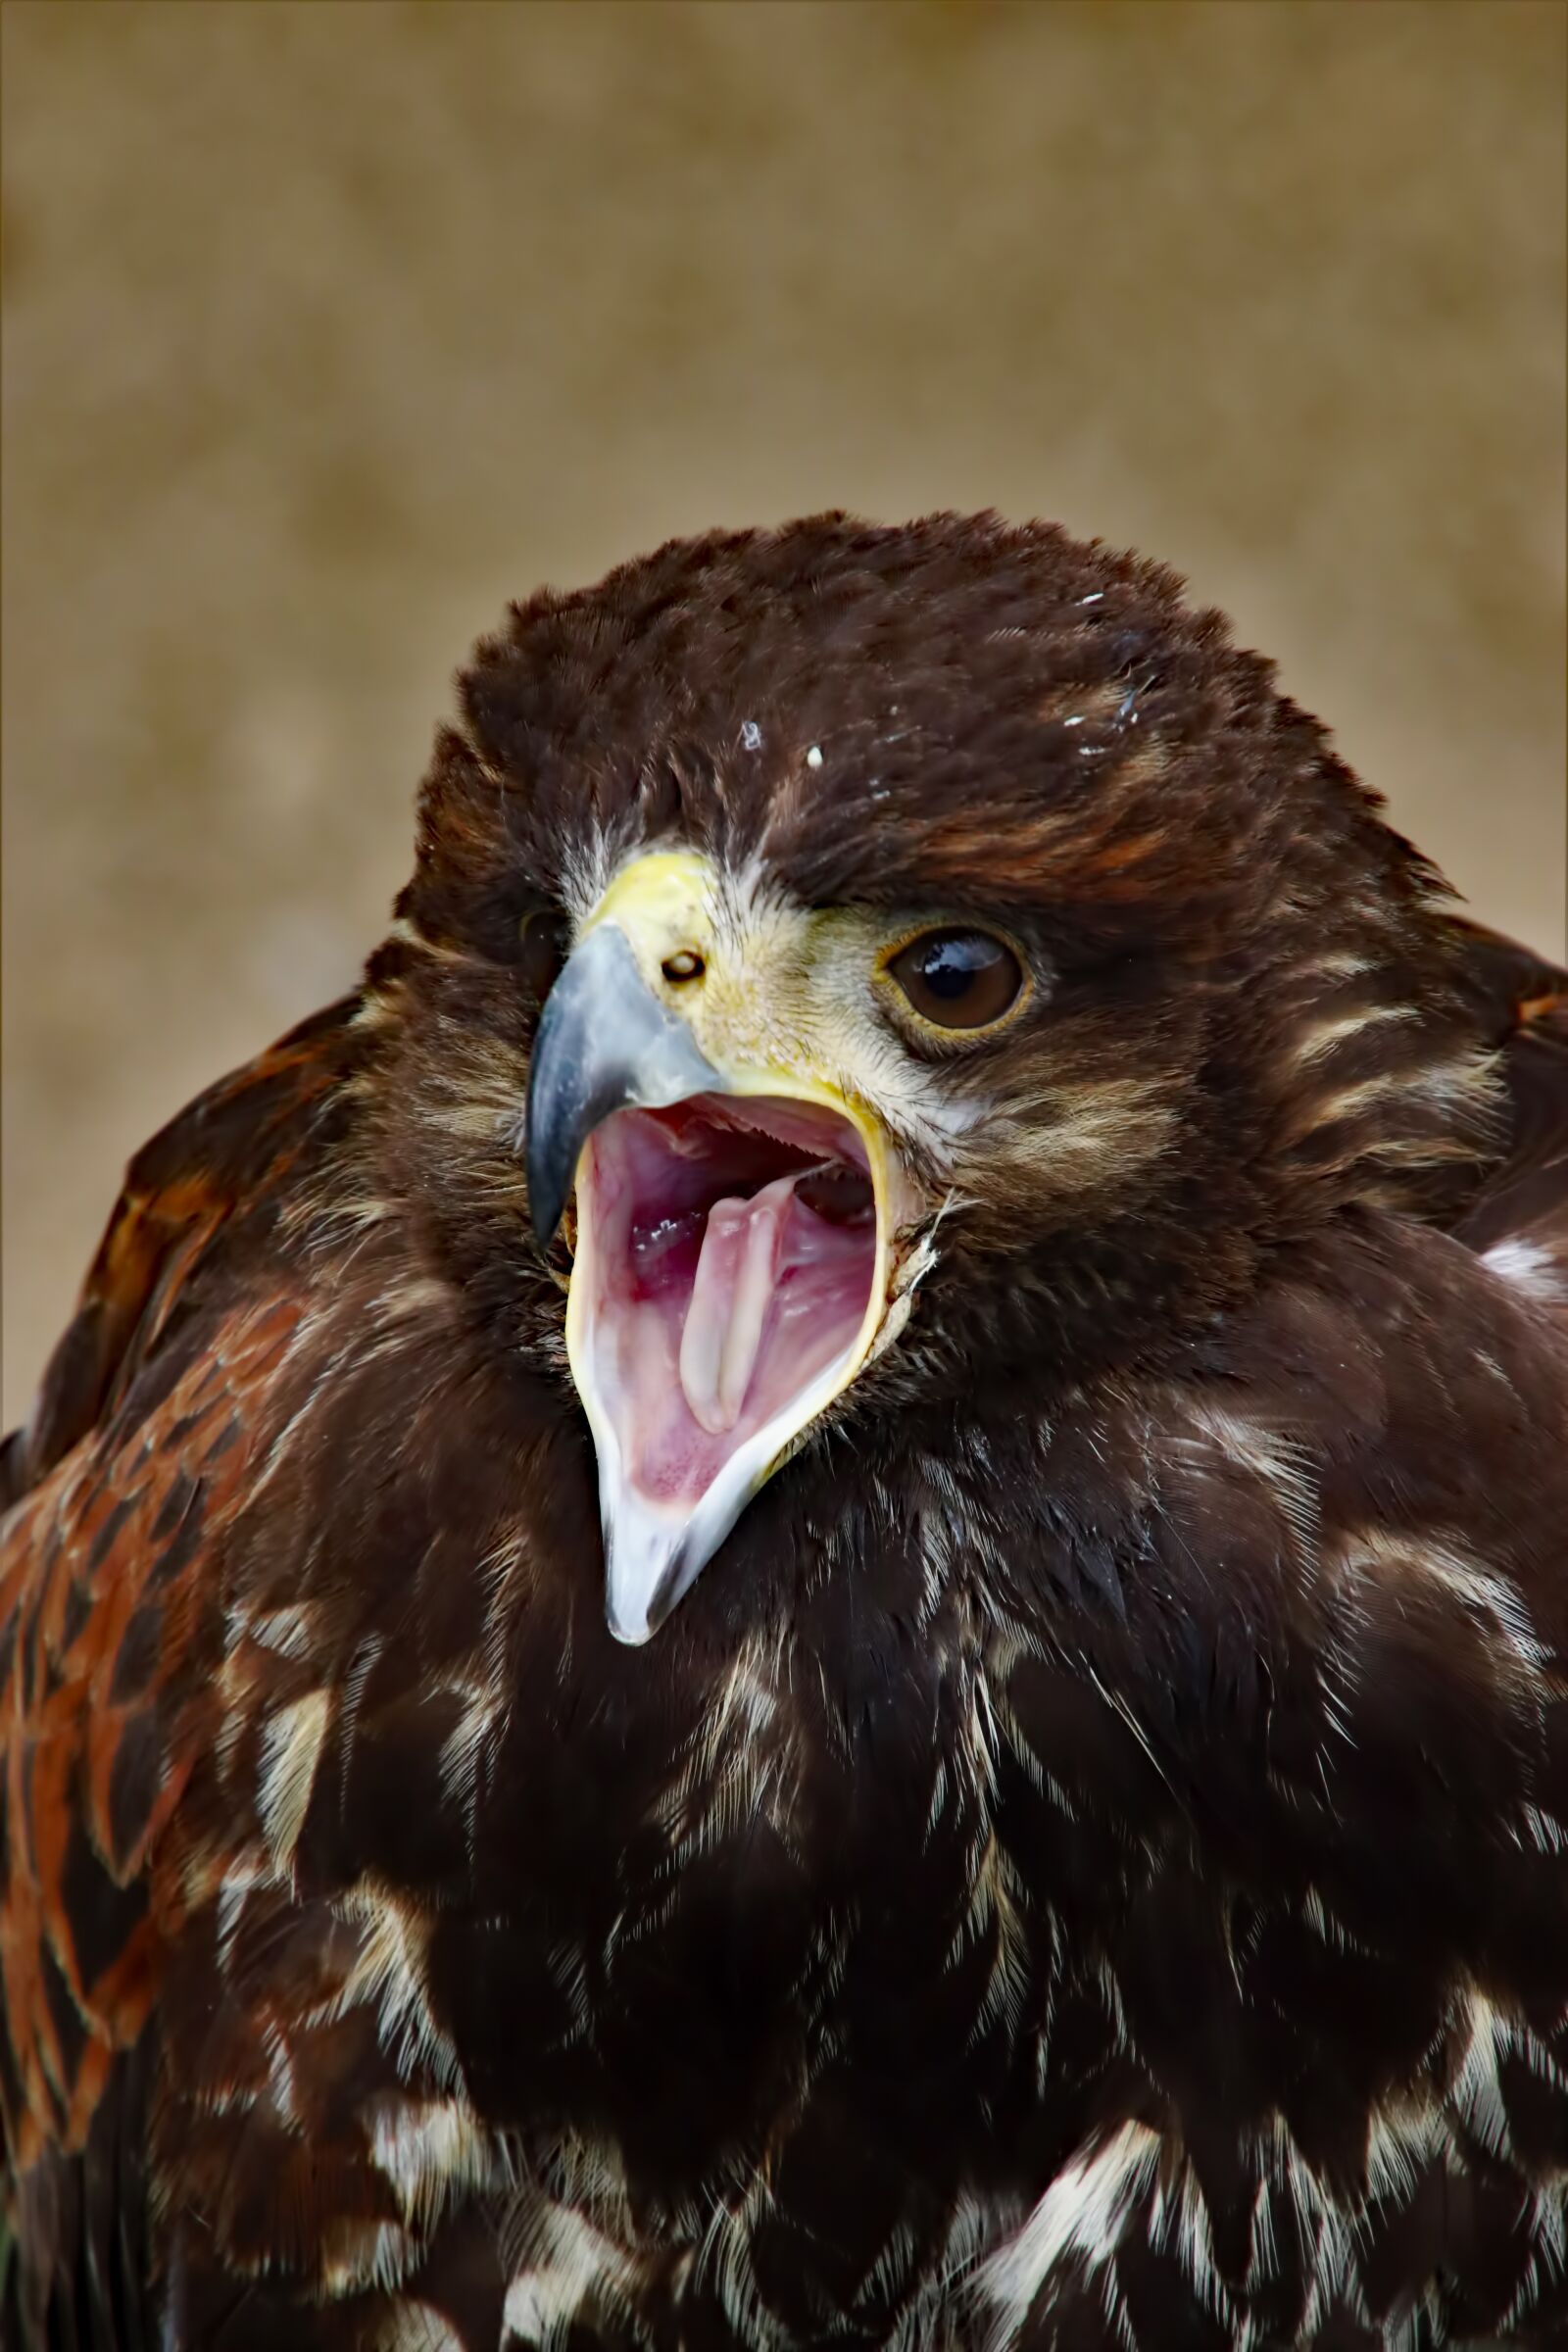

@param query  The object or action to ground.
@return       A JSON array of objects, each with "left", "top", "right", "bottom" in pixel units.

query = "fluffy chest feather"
[{"left": 89, "top": 1209, "right": 1558, "bottom": 2346}]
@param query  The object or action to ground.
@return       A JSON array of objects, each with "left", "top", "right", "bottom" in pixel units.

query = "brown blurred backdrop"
[{"left": 3, "top": 0, "right": 1565, "bottom": 1426}]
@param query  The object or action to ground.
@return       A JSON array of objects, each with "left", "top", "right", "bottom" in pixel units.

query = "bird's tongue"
[{"left": 678, "top": 1173, "right": 797, "bottom": 1435}]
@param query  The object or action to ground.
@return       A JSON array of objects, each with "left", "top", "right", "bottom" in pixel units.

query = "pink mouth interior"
[{"left": 577, "top": 1095, "right": 878, "bottom": 1512}]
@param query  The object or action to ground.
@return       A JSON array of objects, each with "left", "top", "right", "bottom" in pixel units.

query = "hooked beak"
[
  {"left": 524, "top": 854, "right": 900, "bottom": 1644},
  {"left": 525, "top": 920, "right": 724, "bottom": 1246}
]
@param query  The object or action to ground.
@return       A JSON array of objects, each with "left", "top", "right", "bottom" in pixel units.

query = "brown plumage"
[{"left": 3, "top": 513, "right": 1566, "bottom": 2350}]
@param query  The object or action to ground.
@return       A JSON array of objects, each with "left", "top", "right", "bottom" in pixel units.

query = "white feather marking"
[
  {"left": 1485, "top": 1237, "right": 1568, "bottom": 1306},
  {"left": 1306, "top": 1052, "right": 1495, "bottom": 1129},
  {"left": 367, "top": 2303, "right": 466, "bottom": 2352},
  {"left": 1146, "top": 2163, "right": 1231, "bottom": 2324},
  {"left": 330, "top": 1882, "right": 463, "bottom": 2090},
  {"left": 214, "top": 1856, "right": 267, "bottom": 1958},
  {"left": 257, "top": 1690, "right": 331, "bottom": 1865},
  {"left": 1448, "top": 1987, "right": 1568, "bottom": 2158},
  {"left": 1523, "top": 1803, "right": 1568, "bottom": 1853},
  {"left": 368, "top": 2096, "right": 496, "bottom": 2232},
  {"left": 1178, "top": 1407, "right": 1320, "bottom": 1562},
  {"left": 502, "top": 2202, "right": 639, "bottom": 2344},
  {"left": 978, "top": 2121, "right": 1160, "bottom": 2342},
  {"left": 247, "top": 1602, "right": 318, "bottom": 1658},
  {"left": 318, "top": 2215, "right": 416, "bottom": 2295},
  {"left": 1364, "top": 2104, "right": 1448, "bottom": 2211},
  {"left": 1341, "top": 1527, "right": 1548, "bottom": 1681},
  {"left": 1287, "top": 1002, "right": 1420, "bottom": 1068}
]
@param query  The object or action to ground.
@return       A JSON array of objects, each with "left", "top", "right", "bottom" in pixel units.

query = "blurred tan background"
[{"left": 3, "top": 0, "right": 1564, "bottom": 1427}]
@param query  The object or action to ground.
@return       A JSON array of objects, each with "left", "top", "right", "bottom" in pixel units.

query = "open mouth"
[
  {"left": 575, "top": 1094, "right": 879, "bottom": 1507},
  {"left": 567, "top": 1093, "right": 886, "bottom": 1636}
]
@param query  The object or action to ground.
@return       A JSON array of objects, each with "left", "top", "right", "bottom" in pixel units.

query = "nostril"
[{"left": 662, "top": 950, "right": 706, "bottom": 984}]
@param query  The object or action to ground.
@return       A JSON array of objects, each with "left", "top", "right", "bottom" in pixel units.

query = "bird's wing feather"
[
  {"left": 1, "top": 996, "right": 359, "bottom": 1513},
  {"left": 1, "top": 1000, "right": 359, "bottom": 2344},
  {"left": 1447, "top": 919, "right": 1568, "bottom": 1289}
]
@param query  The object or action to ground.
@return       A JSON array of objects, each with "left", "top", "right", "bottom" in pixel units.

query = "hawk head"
[{"left": 369, "top": 514, "right": 1496, "bottom": 1642}]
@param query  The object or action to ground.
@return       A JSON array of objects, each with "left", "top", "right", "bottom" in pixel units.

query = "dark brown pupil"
[
  {"left": 919, "top": 935, "right": 998, "bottom": 998},
  {"left": 892, "top": 928, "right": 1021, "bottom": 1029}
]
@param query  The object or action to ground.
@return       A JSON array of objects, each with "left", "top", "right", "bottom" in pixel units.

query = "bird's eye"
[
  {"left": 886, "top": 928, "right": 1023, "bottom": 1032},
  {"left": 518, "top": 907, "right": 569, "bottom": 1004}
]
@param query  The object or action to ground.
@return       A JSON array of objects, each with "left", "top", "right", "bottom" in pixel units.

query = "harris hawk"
[{"left": 2, "top": 512, "right": 1567, "bottom": 2351}]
